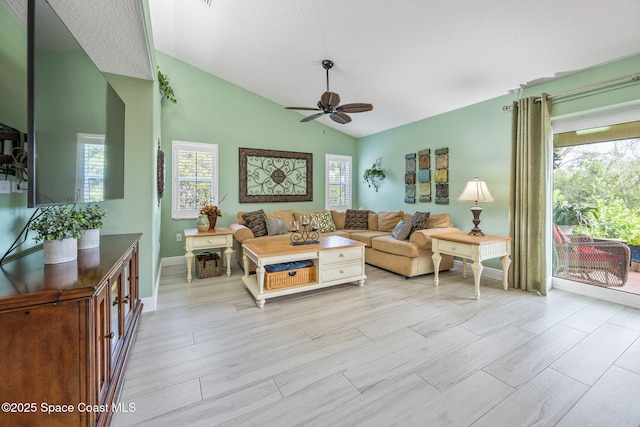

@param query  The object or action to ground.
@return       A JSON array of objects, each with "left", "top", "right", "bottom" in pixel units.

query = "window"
[
  {"left": 325, "top": 154, "right": 351, "bottom": 210},
  {"left": 76, "top": 133, "right": 105, "bottom": 203},
  {"left": 172, "top": 141, "right": 218, "bottom": 219}
]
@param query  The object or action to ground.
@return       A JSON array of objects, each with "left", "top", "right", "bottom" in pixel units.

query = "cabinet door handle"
[
  {"left": 105, "top": 332, "right": 114, "bottom": 339},
  {"left": 123, "top": 295, "right": 130, "bottom": 304},
  {"left": 112, "top": 297, "right": 119, "bottom": 306}
]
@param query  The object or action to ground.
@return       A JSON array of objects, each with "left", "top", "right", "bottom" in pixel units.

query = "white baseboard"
[
  {"left": 162, "top": 255, "right": 188, "bottom": 266},
  {"left": 141, "top": 261, "right": 162, "bottom": 312}
]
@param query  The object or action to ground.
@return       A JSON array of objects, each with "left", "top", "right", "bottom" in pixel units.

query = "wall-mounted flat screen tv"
[{"left": 27, "top": 0, "right": 125, "bottom": 207}]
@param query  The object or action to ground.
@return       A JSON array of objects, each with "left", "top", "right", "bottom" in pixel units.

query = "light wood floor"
[{"left": 112, "top": 261, "right": 640, "bottom": 426}]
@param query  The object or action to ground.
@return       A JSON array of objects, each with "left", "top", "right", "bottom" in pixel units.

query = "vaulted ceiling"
[{"left": 4, "top": 0, "right": 640, "bottom": 138}]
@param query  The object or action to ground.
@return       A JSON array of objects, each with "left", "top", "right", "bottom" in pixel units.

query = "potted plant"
[
  {"left": 158, "top": 67, "right": 177, "bottom": 104},
  {"left": 28, "top": 205, "right": 84, "bottom": 264},
  {"left": 75, "top": 204, "right": 107, "bottom": 249},
  {"left": 363, "top": 157, "right": 386, "bottom": 192},
  {"left": 552, "top": 201, "right": 598, "bottom": 234}
]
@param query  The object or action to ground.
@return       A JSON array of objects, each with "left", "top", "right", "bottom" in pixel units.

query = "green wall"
[
  {"left": 358, "top": 54, "right": 640, "bottom": 268},
  {"left": 156, "top": 52, "right": 358, "bottom": 258},
  {"left": 0, "top": 3, "right": 161, "bottom": 301}
]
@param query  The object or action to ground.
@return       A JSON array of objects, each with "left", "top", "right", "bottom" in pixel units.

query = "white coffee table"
[{"left": 242, "top": 235, "right": 366, "bottom": 308}]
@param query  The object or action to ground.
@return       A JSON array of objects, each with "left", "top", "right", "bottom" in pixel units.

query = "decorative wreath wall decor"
[
  {"left": 157, "top": 142, "right": 165, "bottom": 201},
  {"left": 239, "top": 148, "right": 313, "bottom": 203}
]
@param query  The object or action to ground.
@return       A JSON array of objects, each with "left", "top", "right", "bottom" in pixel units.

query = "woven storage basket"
[
  {"left": 264, "top": 266, "right": 316, "bottom": 290},
  {"left": 195, "top": 252, "right": 222, "bottom": 279}
]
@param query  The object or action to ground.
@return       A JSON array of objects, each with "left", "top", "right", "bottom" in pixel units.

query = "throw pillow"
[
  {"left": 242, "top": 209, "right": 268, "bottom": 237},
  {"left": 391, "top": 220, "right": 413, "bottom": 240},
  {"left": 265, "top": 217, "right": 288, "bottom": 236},
  {"left": 344, "top": 209, "right": 369, "bottom": 230},
  {"left": 377, "top": 211, "right": 404, "bottom": 232},
  {"left": 311, "top": 211, "right": 336, "bottom": 233},
  {"left": 411, "top": 211, "right": 430, "bottom": 232}
]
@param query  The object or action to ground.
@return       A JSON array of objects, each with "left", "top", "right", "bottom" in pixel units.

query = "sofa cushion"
[
  {"left": 242, "top": 209, "right": 268, "bottom": 237},
  {"left": 266, "top": 209, "right": 296, "bottom": 231},
  {"left": 410, "top": 211, "right": 430, "bottom": 233},
  {"left": 372, "top": 235, "right": 420, "bottom": 258},
  {"left": 391, "top": 220, "right": 413, "bottom": 240},
  {"left": 427, "top": 213, "right": 454, "bottom": 228},
  {"left": 311, "top": 211, "right": 336, "bottom": 233},
  {"left": 348, "top": 231, "right": 389, "bottom": 247},
  {"left": 265, "top": 217, "right": 288, "bottom": 236},
  {"left": 331, "top": 211, "right": 346, "bottom": 229},
  {"left": 377, "top": 211, "right": 404, "bottom": 232},
  {"left": 345, "top": 209, "right": 369, "bottom": 229}
]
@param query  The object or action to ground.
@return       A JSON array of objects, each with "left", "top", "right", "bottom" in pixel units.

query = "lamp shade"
[{"left": 457, "top": 178, "right": 495, "bottom": 203}]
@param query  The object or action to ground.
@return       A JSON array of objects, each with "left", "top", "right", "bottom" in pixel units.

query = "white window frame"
[
  {"left": 325, "top": 154, "right": 352, "bottom": 211},
  {"left": 171, "top": 140, "right": 218, "bottom": 219},
  {"left": 75, "top": 132, "right": 105, "bottom": 203}
]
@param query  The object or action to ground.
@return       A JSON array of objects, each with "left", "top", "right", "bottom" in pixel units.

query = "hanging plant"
[
  {"left": 363, "top": 157, "right": 386, "bottom": 192},
  {"left": 157, "top": 67, "right": 177, "bottom": 104}
]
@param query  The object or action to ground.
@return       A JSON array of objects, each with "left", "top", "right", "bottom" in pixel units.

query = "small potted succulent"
[
  {"left": 75, "top": 204, "right": 107, "bottom": 249},
  {"left": 28, "top": 205, "right": 84, "bottom": 264}
]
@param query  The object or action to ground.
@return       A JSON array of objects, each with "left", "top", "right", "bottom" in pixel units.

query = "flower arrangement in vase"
[{"left": 199, "top": 193, "right": 227, "bottom": 230}]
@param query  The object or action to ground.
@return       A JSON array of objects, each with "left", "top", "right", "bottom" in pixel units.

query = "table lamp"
[{"left": 457, "top": 177, "right": 495, "bottom": 236}]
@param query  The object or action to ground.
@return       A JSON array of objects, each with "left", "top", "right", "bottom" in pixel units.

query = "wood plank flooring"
[{"left": 111, "top": 262, "right": 640, "bottom": 427}]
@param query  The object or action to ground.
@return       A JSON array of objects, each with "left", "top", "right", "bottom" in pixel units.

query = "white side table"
[
  {"left": 184, "top": 227, "right": 233, "bottom": 282},
  {"left": 431, "top": 231, "right": 512, "bottom": 300}
]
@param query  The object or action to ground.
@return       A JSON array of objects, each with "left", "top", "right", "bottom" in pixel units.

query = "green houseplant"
[
  {"left": 158, "top": 67, "right": 177, "bottom": 104},
  {"left": 363, "top": 157, "right": 386, "bottom": 192},
  {"left": 28, "top": 205, "right": 85, "bottom": 264},
  {"left": 75, "top": 204, "right": 107, "bottom": 249},
  {"left": 552, "top": 201, "right": 598, "bottom": 233}
]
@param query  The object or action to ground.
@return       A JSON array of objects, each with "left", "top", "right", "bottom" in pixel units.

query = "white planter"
[
  {"left": 43, "top": 238, "right": 78, "bottom": 264},
  {"left": 78, "top": 229, "right": 100, "bottom": 249}
]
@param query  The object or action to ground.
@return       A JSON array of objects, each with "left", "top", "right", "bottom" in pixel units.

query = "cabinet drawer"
[
  {"left": 320, "top": 247, "right": 363, "bottom": 266},
  {"left": 321, "top": 262, "right": 364, "bottom": 283},
  {"left": 191, "top": 235, "right": 230, "bottom": 249},
  {"left": 436, "top": 240, "right": 473, "bottom": 257}
]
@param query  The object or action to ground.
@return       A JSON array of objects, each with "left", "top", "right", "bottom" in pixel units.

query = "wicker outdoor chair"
[{"left": 552, "top": 224, "right": 630, "bottom": 286}]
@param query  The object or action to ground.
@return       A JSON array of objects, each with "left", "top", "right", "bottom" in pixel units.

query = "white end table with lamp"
[{"left": 432, "top": 178, "right": 512, "bottom": 299}]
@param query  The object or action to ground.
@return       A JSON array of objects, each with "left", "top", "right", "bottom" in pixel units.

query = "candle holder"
[{"left": 290, "top": 218, "right": 320, "bottom": 245}]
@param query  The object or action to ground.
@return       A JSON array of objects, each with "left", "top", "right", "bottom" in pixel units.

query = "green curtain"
[{"left": 510, "top": 95, "right": 551, "bottom": 295}]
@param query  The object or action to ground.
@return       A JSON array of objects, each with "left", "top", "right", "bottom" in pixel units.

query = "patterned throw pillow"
[
  {"left": 391, "top": 220, "right": 413, "bottom": 240},
  {"left": 311, "top": 211, "right": 336, "bottom": 233},
  {"left": 411, "top": 211, "right": 431, "bottom": 233},
  {"left": 344, "top": 209, "right": 369, "bottom": 230},
  {"left": 265, "top": 217, "right": 288, "bottom": 236},
  {"left": 242, "top": 209, "right": 268, "bottom": 237}
]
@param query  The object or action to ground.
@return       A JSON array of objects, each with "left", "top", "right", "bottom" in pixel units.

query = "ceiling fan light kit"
[{"left": 285, "top": 59, "right": 373, "bottom": 124}]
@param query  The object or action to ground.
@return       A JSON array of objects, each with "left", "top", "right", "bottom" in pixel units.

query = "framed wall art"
[
  {"left": 239, "top": 148, "right": 313, "bottom": 203},
  {"left": 435, "top": 147, "right": 449, "bottom": 204}
]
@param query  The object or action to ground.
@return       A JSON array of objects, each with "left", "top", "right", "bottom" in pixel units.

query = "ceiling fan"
[{"left": 285, "top": 60, "right": 373, "bottom": 124}]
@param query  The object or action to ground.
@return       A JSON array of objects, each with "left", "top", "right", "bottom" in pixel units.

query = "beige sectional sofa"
[{"left": 229, "top": 209, "right": 459, "bottom": 278}]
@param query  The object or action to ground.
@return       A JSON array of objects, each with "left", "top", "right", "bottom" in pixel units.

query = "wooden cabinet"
[{"left": 0, "top": 234, "right": 142, "bottom": 427}]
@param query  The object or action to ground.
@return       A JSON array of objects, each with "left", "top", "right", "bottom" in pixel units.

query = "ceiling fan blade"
[
  {"left": 337, "top": 103, "right": 374, "bottom": 113},
  {"left": 285, "top": 107, "right": 321, "bottom": 111},
  {"left": 330, "top": 112, "right": 352, "bottom": 124},
  {"left": 300, "top": 112, "right": 326, "bottom": 122},
  {"left": 321, "top": 91, "right": 341, "bottom": 108}
]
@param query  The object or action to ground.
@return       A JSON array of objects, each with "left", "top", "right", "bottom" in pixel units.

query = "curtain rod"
[{"left": 502, "top": 72, "right": 640, "bottom": 111}]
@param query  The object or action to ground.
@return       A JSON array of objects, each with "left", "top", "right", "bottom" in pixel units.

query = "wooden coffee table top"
[{"left": 243, "top": 235, "right": 364, "bottom": 259}]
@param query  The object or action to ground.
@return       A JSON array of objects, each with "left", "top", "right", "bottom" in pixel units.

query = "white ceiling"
[
  {"left": 4, "top": 0, "right": 640, "bottom": 138},
  {"left": 148, "top": 0, "right": 640, "bottom": 138}
]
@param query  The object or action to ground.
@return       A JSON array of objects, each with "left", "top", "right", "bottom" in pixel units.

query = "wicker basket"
[
  {"left": 195, "top": 252, "right": 222, "bottom": 279},
  {"left": 264, "top": 266, "right": 316, "bottom": 290}
]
